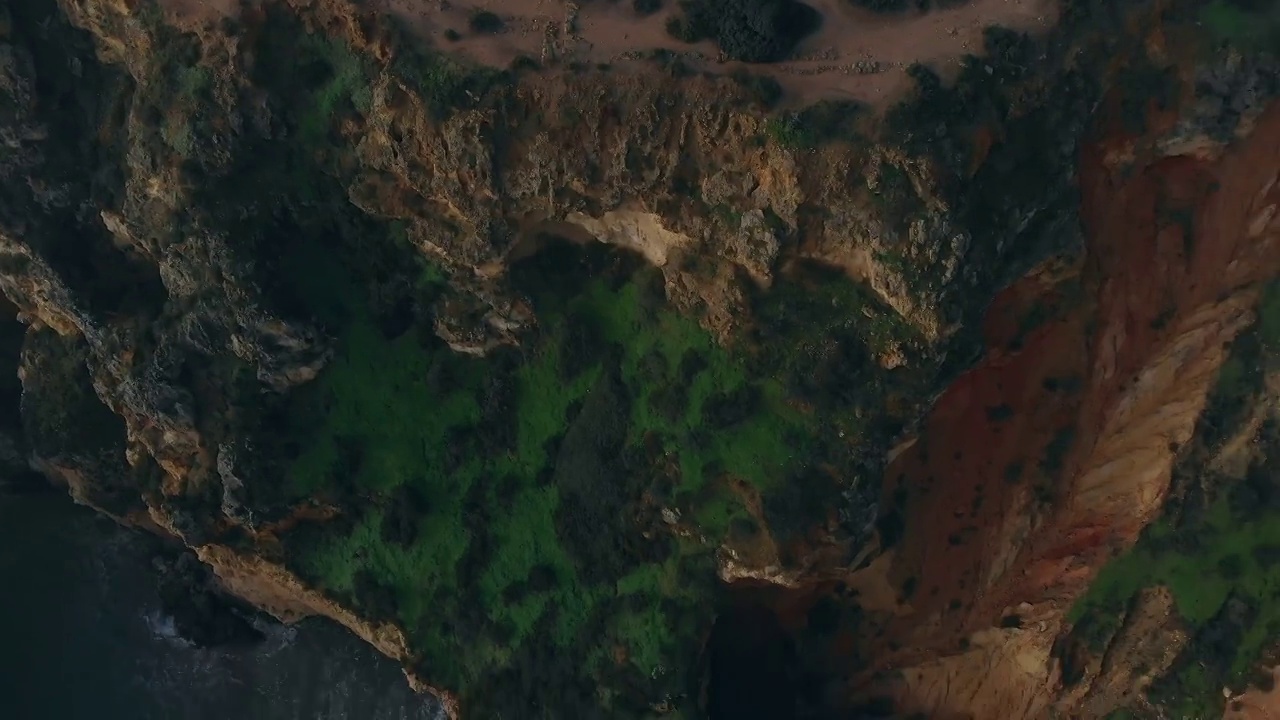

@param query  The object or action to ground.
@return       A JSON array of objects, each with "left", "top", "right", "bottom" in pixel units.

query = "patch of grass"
[
  {"left": 1200, "top": 0, "right": 1280, "bottom": 52},
  {"left": 713, "top": 204, "right": 743, "bottom": 227},
  {"left": 1257, "top": 280, "right": 1280, "bottom": 349},
  {"left": 633, "top": 0, "right": 664, "bottom": 16},
  {"left": 278, "top": 241, "right": 818, "bottom": 704},
  {"left": 293, "top": 34, "right": 373, "bottom": 147},
  {"left": 613, "top": 604, "right": 674, "bottom": 674},
  {"left": 274, "top": 230, "right": 931, "bottom": 712},
  {"left": 1075, "top": 430, "right": 1280, "bottom": 712},
  {"left": 564, "top": 274, "right": 799, "bottom": 493},
  {"left": 668, "top": 0, "right": 821, "bottom": 63},
  {"left": 161, "top": 115, "right": 195, "bottom": 156},
  {"left": 1069, "top": 495, "right": 1280, "bottom": 627},
  {"left": 176, "top": 65, "right": 212, "bottom": 100},
  {"left": 392, "top": 42, "right": 509, "bottom": 117},
  {"left": 287, "top": 286, "right": 609, "bottom": 671},
  {"left": 1068, "top": 488, "right": 1280, "bottom": 714},
  {"left": 765, "top": 114, "right": 816, "bottom": 149},
  {"left": 1069, "top": 319, "right": 1280, "bottom": 713},
  {"left": 756, "top": 261, "right": 920, "bottom": 369}
]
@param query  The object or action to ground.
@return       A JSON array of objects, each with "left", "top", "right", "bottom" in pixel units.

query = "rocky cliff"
[{"left": 0, "top": 0, "right": 1277, "bottom": 717}]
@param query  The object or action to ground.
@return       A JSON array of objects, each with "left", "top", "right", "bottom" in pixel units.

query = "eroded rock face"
[
  {"left": 19, "top": 327, "right": 142, "bottom": 519},
  {"left": 0, "top": 0, "right": 1277, "bottom": 717},
  {"left": 844, "top": 65, "right": 1280, "bottom": 720}
]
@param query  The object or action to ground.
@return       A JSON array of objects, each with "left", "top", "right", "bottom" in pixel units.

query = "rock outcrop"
[
  {"left": 846, "top": 89, "right": 1280, "bottom": 720},
  {"left": 0, "top": 0, "right": 1277, "bottom": 717}
]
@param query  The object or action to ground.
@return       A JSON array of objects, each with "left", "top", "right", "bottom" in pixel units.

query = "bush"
[
  {"left": 633, "top": 0, "right": 663, "bottom": 15},
  {"left": 666, "top": 15, "right": 698, "bottom": 43},
  {"left": 669, "top": 0, "right": 822, "bottom": 63},
  {"left": 765, "top": 114, "right": 815, "bottom": 148},
  {"left": 391, "top": 42, "right": 511, "bottom": 118},
  {"left": 794, "top": 98, "right": 865, "bottom": 142},
  {"left": 765, "top": 101, "right": 864, "bottom": 150},
  {"left": 468, "top": 10, "right": 504, "bottom": 34},
  {"left": 510, "top": 54, "right": 540, "bottom": 72},
  {"left": 847, "top": 0, "right": 914, "bottom": 10},
  {"left": 847, "top": 0, "right": 970, "bottom": 10},
  {"left": 730, "top": 68, "right": 783, "bottom": 107}
]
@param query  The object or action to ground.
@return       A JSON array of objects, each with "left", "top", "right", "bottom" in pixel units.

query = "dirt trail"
[{"left": 378, "top": 0, "right": 1056, "bottom": 106}]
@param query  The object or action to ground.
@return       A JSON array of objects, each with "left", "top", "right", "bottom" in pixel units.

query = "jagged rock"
[
  {"left": 0, "top": 0, "right": 1277, "bottom": 719},
  {"left": 18, "top": 326, "right": 140, "bottom": 518},
  {"left": 153, "top": 550, "right": 266, "bottom": 649},
  {"left": 1161, "top": 52, "right": 1280, "bottom": 157}
]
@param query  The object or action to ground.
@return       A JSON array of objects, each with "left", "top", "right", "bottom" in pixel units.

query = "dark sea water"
[{"left": 0, "top": 491, "right": 445, "bottom": 720}]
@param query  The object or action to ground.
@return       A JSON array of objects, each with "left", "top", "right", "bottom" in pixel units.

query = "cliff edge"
[{"left": 0, "top": 0, "right": 1277, "bottom": 717}]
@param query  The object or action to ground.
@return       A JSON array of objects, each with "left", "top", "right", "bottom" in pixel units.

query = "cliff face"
[
  {"left": 1, "top": 0, "right": 1277, "bottom": 717},
  {"left": 845, "top": 76, "right": 1280, "bottom": 720}
]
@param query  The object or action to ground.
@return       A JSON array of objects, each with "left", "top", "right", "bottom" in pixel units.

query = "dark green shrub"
[
  {"left": 847, "top": 0, "right": 970, "bottom": 10},
  {"left": 730, "top": 68, "right": 783, "bottom": 107},
  {"left": 468, "top": 10, "right": 504, "bottom": 34},
  {"left": 510, "top": 54, "right": 540, "bottom": 71},
  {"left": 668, "top": 0, "right": 822, "bottom": 63},
  {"left": 847, "top": 0, "right": 914, "bottom": 10}
]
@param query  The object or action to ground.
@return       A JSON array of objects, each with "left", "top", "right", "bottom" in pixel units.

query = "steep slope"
[
  {"left": 0, "top": 0, "right": 1277, "bottom": 718},
  {"left": 844, "top": 72, "right": 1280, "bottom": 720}
]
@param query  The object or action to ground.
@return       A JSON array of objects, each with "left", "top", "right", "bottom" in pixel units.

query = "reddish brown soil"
[
  {"left": 840, "top": 97, "right": 1280, "bottom": 717},
  {"left": 1227, "top": 667, "right": 1280, "bottom": 719}
]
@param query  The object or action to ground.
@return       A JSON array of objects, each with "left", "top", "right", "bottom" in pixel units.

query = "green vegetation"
[
  {"left": 175, "top": 65, "right": 212, "bottom": 100},
  {"left": 1257, "top": 281, "right": 1280, "bottom": 349},
  {"left": 261, "top": 236, "right": 922, "bottom": 715},
  {"left": 1200, "top": 0, "right": 1280, "bottom": 53},
  {"left": 145, "top": 32, "right": 215, "bottom": 159},
  {"left": 187, "top": 8, "right": 942, "bottom": 715},
  {"left": 765, "top": 114, "right": 817, "bottom": 149},
  {"left": 666, "top": 0, "right": 821, "bottom": 63},
  {"left": 729, "top": 69, "right": 784, "bottom": 108},
  {"left": 393, "top": 40, "right": 510, "bottom": 117},
  {"left": 219, "top": 8, "right": 512, "bottom": 213},
  {"left": 755, "top": 262, "right": 917, "bottom": 366},
  {"left": 293, "top": 34, "right": 373, "bottom": 146},
  {"left": 763, "top": 100, "right": 865, "bottom": 150},
  {"left": 1069, "top": 483, "right": 1280, "bottom": 717},
  {"left": 633, "top": 0, "right": 664, "bottom": 16},
  {"left": 1069, "top": 491, "right": 1280, "bottom": 637},
  {"left": 847, "top": 0, "right": 974, "bottom": 10},
  {"left": 249, "top": 7, "right": 509, "bottom": 161},
  {"left": 1069, "top": 286, "right": 1280, "bottom": 717},
  {"left": 468, "top": 10, "right": 504, "bottom": 34}
]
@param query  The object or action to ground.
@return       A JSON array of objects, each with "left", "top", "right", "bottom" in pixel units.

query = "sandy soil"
[
  {"left": 159, "top": 0, "right": 1057, "bottom": 107},
  {"left": 1227, "top": 667, "right": 1280, "bottom": 720},
  {"left": 160, "top": 0, "right": 1059, "bottom": 106},
  {"left": 845, "top": 99, "right": 1280, "bottom": 718},
  {"left": 366, "top": 0, "right": 1057, "bottom": 107}
]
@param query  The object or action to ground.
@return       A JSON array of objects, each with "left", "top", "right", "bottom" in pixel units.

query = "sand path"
[
  {"left": 373, "top": 0, "right": 1058, "bottom": 107},
  {"left": 159, "top": 0, "right": 1058, "bottom": 106}
]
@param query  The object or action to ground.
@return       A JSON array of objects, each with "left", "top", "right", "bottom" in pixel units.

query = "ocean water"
[{"left": 0, "top": 490, "right": 446, "bottom": 720}]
